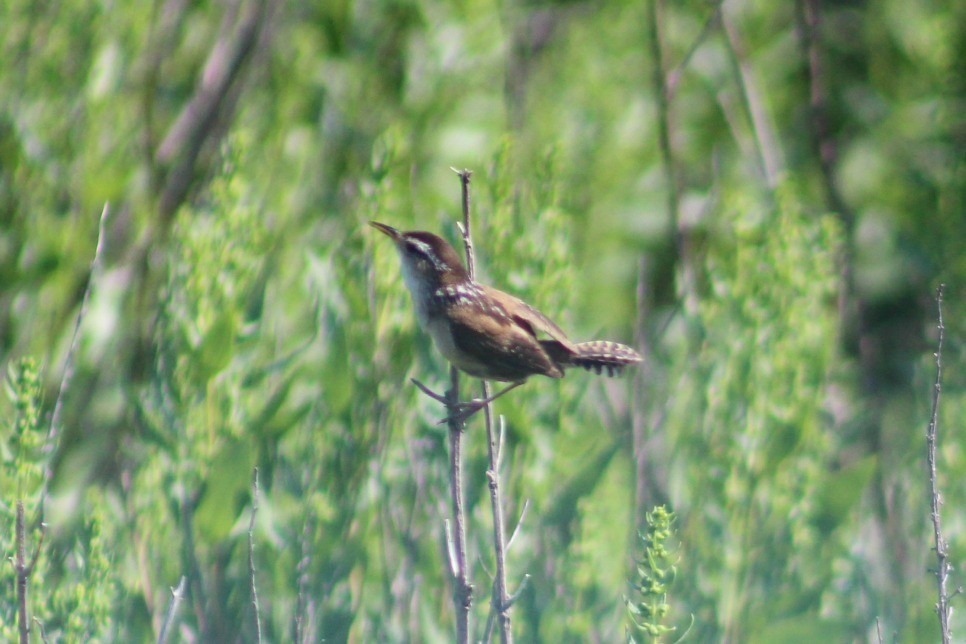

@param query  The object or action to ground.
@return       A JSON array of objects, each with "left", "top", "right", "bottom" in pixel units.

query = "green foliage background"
[{"left": 1, "top": 0, "right": 964, "bottom": 641}]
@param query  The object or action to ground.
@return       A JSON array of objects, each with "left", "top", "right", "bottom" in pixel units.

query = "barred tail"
[{"left": 569, "top": 341, "right": 642, "bottom": 376}]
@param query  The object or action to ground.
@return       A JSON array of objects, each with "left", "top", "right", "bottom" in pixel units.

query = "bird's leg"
[
  {"left": 457, "top": 380, "right": 525, "bottom": 410},
  {"left": 411, "top": 378, "right": 449, "bottom": 404},
  {"left": 439, "top": 381, "right": 526, "bottom": 425}
]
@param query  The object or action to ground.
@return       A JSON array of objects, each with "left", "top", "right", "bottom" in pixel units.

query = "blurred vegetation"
[{"left": 1, "top": 0, "right": 964, "bottom": 641}]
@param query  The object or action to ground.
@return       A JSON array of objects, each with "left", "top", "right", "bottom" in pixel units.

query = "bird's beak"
[{"left": 369, "top": 221, "right": 402, "bottom": 243}]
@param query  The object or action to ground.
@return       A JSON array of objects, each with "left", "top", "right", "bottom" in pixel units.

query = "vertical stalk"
[
  {"left": 482, "top": 401, "right": 513, "bottom": 643},
  {"left": 720, "top": 7, "right": 783, "bottom": 187},
  {"left": 646, "top": 0, "right": 698, "bottom": 322},
  {"left": 455, "top": 169, "right": 513, "bottom": 643},
  {"left": 445, "top": 365, "right": 473, "bottom": 644},
  {"left": 926, "top": 284, "right": 951, "bottom": 644},
  {"left": 16, "top": 501, "right": 28, "bottom": 644},
  {"left": 248, "top": 468, "right": 263, "bottom": 643}
]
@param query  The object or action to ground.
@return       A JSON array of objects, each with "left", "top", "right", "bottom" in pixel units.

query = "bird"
[{"left": 371, "top": 221, "right": 642, "bottom": 419}]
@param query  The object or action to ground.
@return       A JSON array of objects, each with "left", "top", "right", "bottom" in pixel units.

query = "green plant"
[{"left": 627, "top": 505, "right": 680, "bottom": 642}]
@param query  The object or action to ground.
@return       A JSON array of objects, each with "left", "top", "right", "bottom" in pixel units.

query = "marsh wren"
[{"left": 371, "top": 222, "right": 641, "bottom": 414}]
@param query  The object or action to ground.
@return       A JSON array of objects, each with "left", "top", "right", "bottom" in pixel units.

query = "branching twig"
[
  {"left": 926, "top": 284, "right": 954, "bottom": 643},
  {"left": 32, "top": 617, "right": 49, "bottom": 644},
  {"left": 158, "top": 575, "right": 187, "bottom": 644},
  {"left": 414, "top": 368, "right": 472, "bottom": 641},
  {"left": 248, "top": 467, "right": 263, "bottom": 643},
  {"left": 455, "top": 169, "right": 515, "bottom": 644},
  {"left": 409, "top": 169, "right": 479, "bottom": 642},
  {"left": 506, "top": 574, "right": 531, "bottom": 608},
  {"left": 483, "top": 572, "right": 531, "bottom": 644},
  {"left": 411, "top": 170, "right": 519, "bottom": 642},
  {"left": 453, "top": 167, "right": 476, "bottom": 279},
  {"left": 483, "top": 460, "right": 513, "bottom": 643},
  {"left": 506, "top": 499, "right": 530, "bottom": 553},
  {"left": 449, "top": 169, "right": 478, "bottom": 643}
]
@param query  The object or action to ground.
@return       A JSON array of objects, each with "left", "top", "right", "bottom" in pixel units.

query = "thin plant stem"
[
  {"left": 412, "top": 170, "right": 519, "bottom": 642},
  {"left": 632, "top": 257, "right": 656, "bottom": 525},
  {"left": 455, "top": 169, "right": 514, "bottom": 643},
  {"left": 158, "top": 576, "right": 187, "bottom": 644},
  {"left": 32, "top": 617, "right": 49, "bottom": 644},
  {"left": 482, "top": 402, "right": 513, "bottom": 643},
  {"left": 44, "top": 202, "right": 111, "bottom": 511},
  {"left": 440, "top": 168, "right": 479, "bottom": 644},
  {"left": 16, "top": 501, "right": 28, "bottom": 644},
  {"left": 248, "top": 467, "right": 263, "bottom": 644},
  {"left": 646, "top": 0, "right": 679, "bottom": 241},
  {"left": 16, "top": 203, "right": 108, "bottom": 643},
  {"left": 15, "top": 511, "right": 47, "bottom": 643},
  {"left": 720, "top": 7, "right": 783, "bottom": 188},
  {"left": 926, "top": 284, "right": 954, "bottom": 643},
  {"left": 666, "top": 2, "right": 722, "bottom": 100},
  {"left": 295, "top": 512, "right": 315, "bottom": 643},
  {"left": 445, "top": 366, "right": 473, "bottom": 644},
  {"left": 646, "top": 0, "right": 699, "bottom": 323}
]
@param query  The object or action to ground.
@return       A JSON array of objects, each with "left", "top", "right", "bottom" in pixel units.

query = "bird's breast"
[{"left": 424, "top": 316, "right": 491, "bottom": 377}]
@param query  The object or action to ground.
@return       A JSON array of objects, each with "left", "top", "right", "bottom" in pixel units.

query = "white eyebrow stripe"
[
  {"left": 408, "top": 239, "right": 449, "bottom": 272},
  {"left": 409, "top": 239, "right": 431, "bottom": 254}
]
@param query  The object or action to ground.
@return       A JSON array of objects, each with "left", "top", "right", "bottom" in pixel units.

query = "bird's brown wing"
[
  {"left": 445, "top": 297, "right": 564, "bottom": 381},
  {"left": 481, "top": 286, "right": 577, "bottom": 352}
]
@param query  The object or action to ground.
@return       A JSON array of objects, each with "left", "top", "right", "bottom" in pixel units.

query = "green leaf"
[
  {"left": 192, "top": 312, "right": 238, "bottom": 385},
  {"left": 194, "top": 439, "right": 255, "bottom": 543}
]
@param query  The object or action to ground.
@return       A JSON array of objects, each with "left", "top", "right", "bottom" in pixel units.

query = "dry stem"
[
  {"left": 248, "top": 467, "right": 263, "bottom": 643},
  {"left": 455, "top": 170, "right": 514, "bottom": 644},
  {"left": 926, "top": 284, "right": 955, "bottom": 643}
]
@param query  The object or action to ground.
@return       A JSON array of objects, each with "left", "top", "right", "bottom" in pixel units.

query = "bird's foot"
[{"left": 437, "top": 399, "right": 490, "bottom": 426}]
